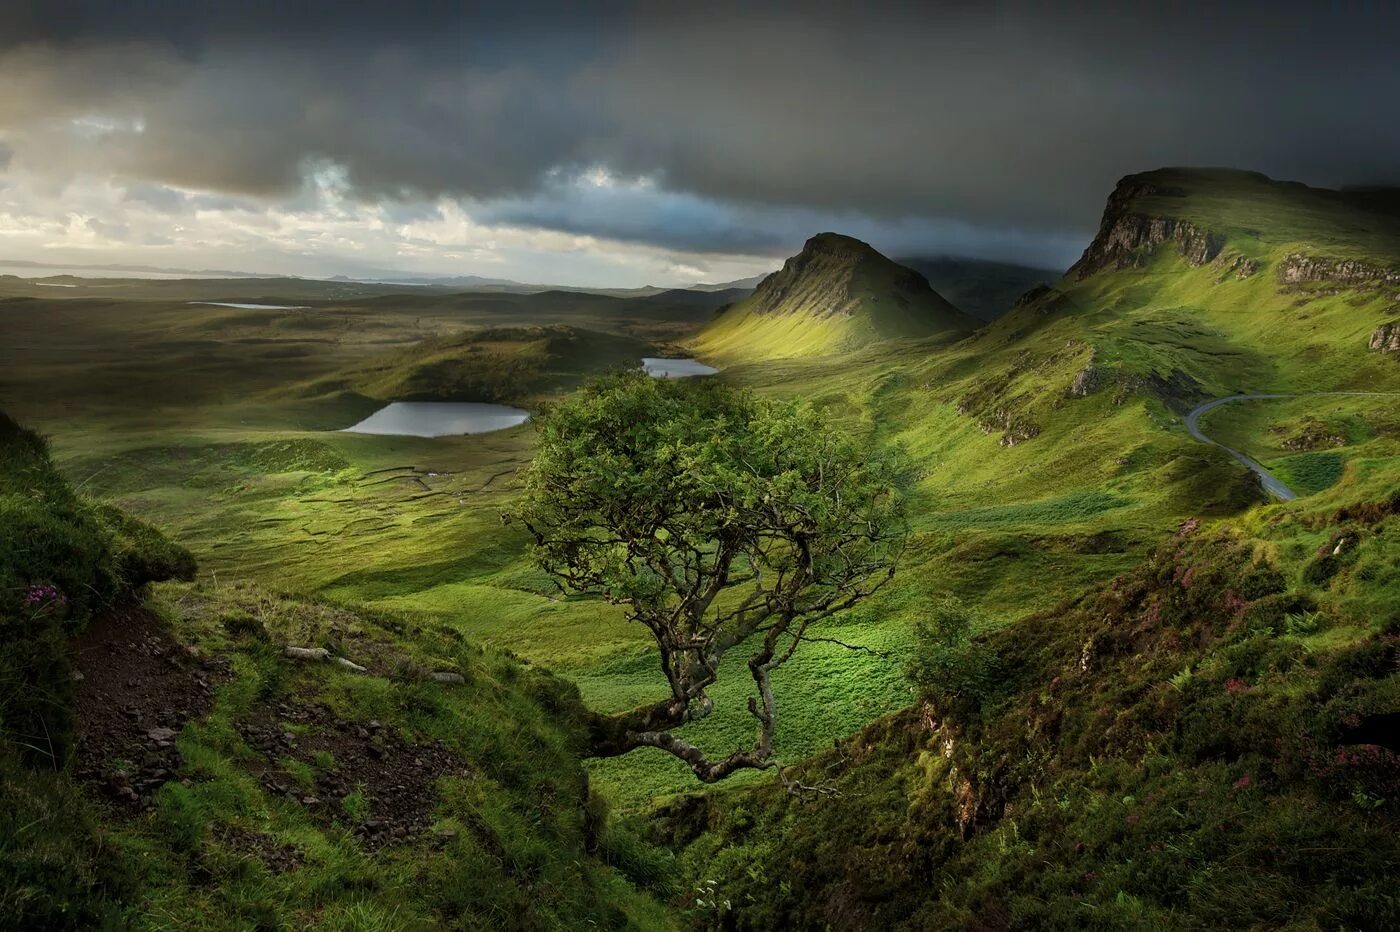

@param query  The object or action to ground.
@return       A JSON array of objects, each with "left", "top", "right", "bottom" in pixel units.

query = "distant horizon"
[{"left": 0, "top": 245, "right": 1071, "bottom": 290}]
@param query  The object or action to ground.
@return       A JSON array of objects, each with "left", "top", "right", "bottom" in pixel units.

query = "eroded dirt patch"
[
  {"left": 237, "top": 700, "right": 469, "bottom": 849},
  {"left": 72, "top": 604, "right": 229, "bottom": 808},
  {"left": 213, "top": 824, "right": 305, "bottom": 873}
]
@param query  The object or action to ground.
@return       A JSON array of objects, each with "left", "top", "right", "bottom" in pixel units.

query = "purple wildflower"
[{"left": 22, "top": 584, "right": 66, "bottom": 608}]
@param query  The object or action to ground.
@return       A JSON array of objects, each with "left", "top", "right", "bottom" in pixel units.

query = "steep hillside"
[
  {"left": 663, "top": 485, "right": 1400, "bottom": 929},
  {"left": 692, "top": 233, "right": 977, "bottom": 360},
  {"left": 0, "top": 411, "right": 668, "bottom": 929},
  {"left": 914, "top": 169, "right": 1400, "bottom": 454}
]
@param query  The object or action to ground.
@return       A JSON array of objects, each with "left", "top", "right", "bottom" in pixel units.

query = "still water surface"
[
  {"left": 343, "top": 402, "right": 530, "bottom": 437},
  {"left": 641, "top": 357, "right": 718, "bottom": 378}
]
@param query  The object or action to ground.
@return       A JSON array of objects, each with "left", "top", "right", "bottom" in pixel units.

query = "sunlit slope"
[
  {"left": 692, "top": 233, "right": 977, "bottom": 360},
  {"left": 903, "top": 168, "right": 1400, "bottom": 455}
]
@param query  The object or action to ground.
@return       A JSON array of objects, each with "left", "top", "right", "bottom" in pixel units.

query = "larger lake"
[
  {"left": 343, "top": 402, "right": 530, "bottom": 437},
  {"left": 642, "top": 357, "right": 719, "bottom": 378}
]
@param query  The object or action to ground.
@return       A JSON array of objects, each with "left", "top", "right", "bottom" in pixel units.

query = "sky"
[{"left": 0, "top": 1, "right": 1397, "bottom": 287}]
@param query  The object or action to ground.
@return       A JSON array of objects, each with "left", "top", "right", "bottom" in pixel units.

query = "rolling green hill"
[
  {"left": 311, "top": 324, "right": 655, "bottom": 406},
  {"left": 899, "top": 168, "right": 1400, "bottom": 455},
  {"left": 691, "top": 233, "right": 978, "bottom": 360}
]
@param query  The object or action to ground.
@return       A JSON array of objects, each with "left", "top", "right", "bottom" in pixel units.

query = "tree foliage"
[
  {"left": 906, "top": 596, "right": 1000, "bottom": 719},
  {"left": 513, "top": 371, "right": 907, "bottom": 781}
]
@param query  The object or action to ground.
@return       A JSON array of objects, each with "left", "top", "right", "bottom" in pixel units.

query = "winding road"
[{"left": 1184, "top": 392, "right": 1400, "bottom": 502}]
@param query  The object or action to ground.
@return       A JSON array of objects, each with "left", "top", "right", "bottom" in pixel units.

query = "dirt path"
[
  {"left": 72, "top": 604, "right": 228, "bottom": 807},
  {"left": 1185, "top": 392, "right": 1400, "bottom": 501}
]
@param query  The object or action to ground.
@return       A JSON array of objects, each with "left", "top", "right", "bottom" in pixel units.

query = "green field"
[{"left": 4, "top": 168, "right": 1400, "bottom": 927}]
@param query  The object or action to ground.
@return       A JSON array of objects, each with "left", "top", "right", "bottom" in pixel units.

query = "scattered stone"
[
  {"left": 430, "top": 671, "right": 465, "bottom": 684},
  {"left": 237, "top": 701, "right": 470, "bottom": 851},
  {"left": 214, "top": 825, "right": 304, "bottom": 873},
  {"left": 1068, "top": 364, "right": 1107, "bottom": 398},
  {"left": 73, "top": 606, "right": 227, "bottom": 809}
]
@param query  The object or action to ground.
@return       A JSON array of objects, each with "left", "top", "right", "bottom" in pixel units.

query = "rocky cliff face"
[
  {"left": 1371, "top": 321, "right": 1400, "bottom": 354},
  {"left": 1068, "top": 176, "right": 1224, "bottom": 279},
  {"left": 1278, "top": 253, "right": 1400, "bottom": 287}
]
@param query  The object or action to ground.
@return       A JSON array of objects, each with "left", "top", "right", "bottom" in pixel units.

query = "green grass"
[
  {"left": 662, "top": 498, "right": 1400, "bottom": 929},
  {"left": 102, "top": 581, "right": 673, "bottom": 930},
  {"left": 0, "top": 417, "right": 672, "bottom": 928},
  {"left": 2, "top": 167, "right": 1399, "bottom": 926},
  {"left": 691, "top": 233, "right": 974, "bottom": 360}
]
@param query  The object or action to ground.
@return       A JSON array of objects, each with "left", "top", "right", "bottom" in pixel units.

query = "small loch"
[
  {"left": 641, "top": 357, "right": 719, "bottom": 378},
  {"left": 342, "top": 402, "right": 530, "bottom": 437},
  {"left": 190, "top": 302, "right": 311, "bottom": 310}
]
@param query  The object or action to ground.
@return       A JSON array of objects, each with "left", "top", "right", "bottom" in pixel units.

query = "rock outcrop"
[
  {"left": 1371, "top": 322, "right": 1400, "bottom": 354},
  {"left": 1067, "top": 364, "right": 1107, "bottom": 398},
  {"left": 1068, "top": 176, "right": 1224, "bottom": 279},
  {"left": 1213, "top": 252, "right": 1261, "bottom": 282},
  {"left": 1279, "top": 253, "right": 1400, "bottom": 287}
]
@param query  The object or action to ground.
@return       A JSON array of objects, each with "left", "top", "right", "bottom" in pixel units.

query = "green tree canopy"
[{"left": 513, "top": 371, "right": 908, "bottom": 782}]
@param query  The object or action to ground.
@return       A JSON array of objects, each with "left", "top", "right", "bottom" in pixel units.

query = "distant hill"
[
  {"left": 688, "top": 274, "right": 768, "bottom": 292},
  {"left": 692, "top": 232, "right": 978, "bottom": 360},
  {"left": 318, "top": 324, "right": 655, "bottom": 404},
  {"left": 895, "top": 255, "right": 1059, "bottom": 321}
]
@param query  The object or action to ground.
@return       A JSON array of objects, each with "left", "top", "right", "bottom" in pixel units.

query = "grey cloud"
[
  {"left": 476, "top": 174, "right": 1085, "bottom": 268},
  {"left": 85, "top": 217, "right": 130, "bottom": 240},
  {"left": 0, "top": 140, "right": 11, "bottom": 170},
  {"left": 123, "top": 183, "right": 187, "bottom": 212},
  {"left": 0, "top": 1, "right": 1397, "bottom": 264}
]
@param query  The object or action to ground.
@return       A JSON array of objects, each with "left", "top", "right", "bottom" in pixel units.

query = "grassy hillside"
[
  {"left": 644, "top": 168, "right": 1400, "bottom": 928},
  {"left": 311, "top": 324, "right": 655, "bottom": 406},
  {"left": 692, "top": 233, "right": 977, "bottom": 360},
  {"left": 661, "top": 483, "right": 1400, "bottom": 929},
  {"left": 0, "top": 412, "right": 669, "bottom": 929}
]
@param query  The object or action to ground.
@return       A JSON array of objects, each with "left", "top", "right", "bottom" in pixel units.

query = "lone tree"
[{"left": 512, "top": 371, "right": 907, "bottom": 782}]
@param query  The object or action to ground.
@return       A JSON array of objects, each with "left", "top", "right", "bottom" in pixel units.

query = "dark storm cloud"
[{"left": 2, "top": 1, "right": 1398, "bottom": 262}]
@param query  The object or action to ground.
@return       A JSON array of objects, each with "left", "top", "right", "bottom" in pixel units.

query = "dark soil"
[
  {"left": 213, "top": 824, "right": 305, "bottom": 873},
  {"left": 237, "top": 700, "right": 470, "bottom": 850},
  {"left": 72, "top": 604, "right": 467, "bottom": 853},
  {"left": 72, "top": 604, "right": 228, "bottom": 808}
]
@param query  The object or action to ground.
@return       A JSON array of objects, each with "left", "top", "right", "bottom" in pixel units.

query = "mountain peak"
[
  {"left": 802, "top": 231, "right": 877, "bottom": 252},
  {"left": 693, "top": 232, "right": 976, "bottom": 360}
]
